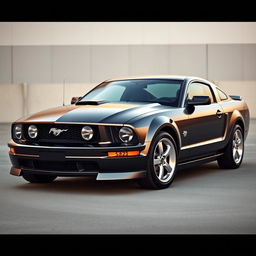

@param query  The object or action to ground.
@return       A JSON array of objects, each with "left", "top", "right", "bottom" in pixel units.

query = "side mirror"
[
  {"left": 71, "top": 96, "right": 81, "bottom": 104},
  {"left": 187, "top": 96, "right": 211, "bottom": 106}
]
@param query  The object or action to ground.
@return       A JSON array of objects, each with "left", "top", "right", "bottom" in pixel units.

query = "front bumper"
[{"left": 8, "top": 140, "right": 147, "bottom": 180}]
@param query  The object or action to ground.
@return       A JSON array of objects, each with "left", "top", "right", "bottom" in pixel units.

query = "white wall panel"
[
  {"left": 0, "top": 46, "right": 12, "bottom": 83},
  {"left": 1, "top": 22, "right": 256, "bottom": 46},
  {"left": 130, "top": 45, "right": 169, "bottom": 75},
  {"left": 51, "top": 23, "right": 92, "bottom": 45},
  {"left": 91, "top": 46, "right": 129, "bottom": 83},
  {"left": 91, "top": 22, "right": 143, "bottom": 45},
  {"left": 169, "top": 45, "right": 207, "bottom": 78},
  {"left": 27, "top": 84, "right": 63, "bottom": 115},
  {"left": 12, "top": 22, "right": 53, "bottom": 45},
  {"left": 0, "top": 23, "right": 13, "bottom": 45},
  {"left": 208, "top": 45, "right": 243, "bottom": 80},
  {"left": 13, "top": 46, "right": 51, "bottom": 83},
  {"left": 243, "top": 44, "right": 256, "bottom": 80},
  {"left": 52, "top": 46, "right": 90, "bottom": 83},
  {"left": 0, "top": 84, "right": 23, "bottom": 123}
]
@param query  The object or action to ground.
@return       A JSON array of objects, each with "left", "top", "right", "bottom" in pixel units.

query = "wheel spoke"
[
  {"left": 235, "top": 150, "right": 240, "bottom": 161},
  {"left": 233, "top": 147, "right": 236, "bottom": 158},
  {"left": 154, "top": 158, "right": 161, "bottom": 166},
  {"left": 158, "top": 165, "right": 164, "bottom": 180},
  {"left": 163, "top": 145, "right": 171, "bottom": 157},
  {"left": 164, "top": 162, "right": 172, "bottom": 174},
  {"left": 158, "top": 141, "right": 164, "bottom": 155}
]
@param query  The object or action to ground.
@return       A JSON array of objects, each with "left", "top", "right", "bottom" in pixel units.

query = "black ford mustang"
[{"left": 8, "top": 76, "right": 250, "bottom": 189}]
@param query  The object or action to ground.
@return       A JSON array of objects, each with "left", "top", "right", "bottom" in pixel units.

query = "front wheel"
[
  {"left": 217, "top": 125, "right": 244, "bottom": 169},
  {"left": 138, "top": 132, "right": 177, "bottom": 189}
]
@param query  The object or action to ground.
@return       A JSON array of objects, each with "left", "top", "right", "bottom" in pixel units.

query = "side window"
[
  {"left": 217, "top": 88, "right": 228, "bottom": 101},
  {"left": 187, "top": 82, "right": 215, "bottom": 103}
]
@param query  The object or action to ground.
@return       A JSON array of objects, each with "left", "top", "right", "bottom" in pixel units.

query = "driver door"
[{"left": 181, "top": 82, "right": 226, "bottom": 158}]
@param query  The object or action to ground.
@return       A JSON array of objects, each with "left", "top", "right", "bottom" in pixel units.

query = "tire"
[
  {"left": 138, "top": 132, "right": 177, "bottom": 189},
  {"left": 217, "top": 124, "right": 244, "bottom": 169},
  {"left": 22, "top": 172, "right": 57, "bottom": 183}
]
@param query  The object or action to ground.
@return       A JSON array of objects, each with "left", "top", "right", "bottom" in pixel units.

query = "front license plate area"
[{"left": 39, "top": 151, "right": 65, "bottom": 161}]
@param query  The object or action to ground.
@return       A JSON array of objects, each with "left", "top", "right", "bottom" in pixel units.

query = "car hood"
[{"left": 16, "top": 102, "right": 168, "bottom": 124}]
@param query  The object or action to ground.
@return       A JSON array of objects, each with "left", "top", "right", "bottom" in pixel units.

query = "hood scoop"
[{"left": 76, "top": 100, "right": 109, "bottom": 105}]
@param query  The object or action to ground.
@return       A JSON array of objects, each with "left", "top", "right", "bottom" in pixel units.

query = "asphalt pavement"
[{"left": 0, "top": 120, "right": 256, "bottom": 234}]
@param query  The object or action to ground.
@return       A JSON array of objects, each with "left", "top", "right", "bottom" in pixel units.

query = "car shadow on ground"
[{"left": 13, "top": 162, "right": 236, "bottom": 195}]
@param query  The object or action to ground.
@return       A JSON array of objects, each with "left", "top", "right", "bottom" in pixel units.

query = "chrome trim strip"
[
  {"left": 98, "top": 141, "right": 112, "bottom": 145},
  {"left": 96, "top": 171, "right": 145, "bottom": 180},
  {"left": 180, "top": 137, "right": 223, "bottom": 150},
  {"left": 8, "top": 140, "right": 145, "bottom": 151},
  {"left": 178, "top": 153, "right": 224, "bottom": 166},
  {"left": 65, "top": 155, "right": 143, "bottom": 159},
  {"left": 65, "top": 155, "right": 108, "bottom": 159}
]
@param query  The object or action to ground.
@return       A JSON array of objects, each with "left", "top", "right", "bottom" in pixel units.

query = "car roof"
[{"left": 105, "top": 75, "right": 213, "bottom": 84}]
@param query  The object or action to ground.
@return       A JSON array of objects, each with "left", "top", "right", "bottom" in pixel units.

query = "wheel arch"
[
  {"left": 224, "top": 110, "right": 246, "bottom": 145},
  {"left": 142, "top": 116, "right": 181, "bottom": 156}
]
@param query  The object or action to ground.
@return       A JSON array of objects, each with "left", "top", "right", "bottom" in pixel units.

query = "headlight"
[
  {"left": 119, "top": 127, "right": 134, "bottom": 143},
  {"left": 28, "top": 125, "right": 38, "bottom": 138},
  {"left": 81, "top": 126, "right": 93, "bottom": 141},
  {"left": 13, "top": 124, "right": 22, "bottom": 139}
]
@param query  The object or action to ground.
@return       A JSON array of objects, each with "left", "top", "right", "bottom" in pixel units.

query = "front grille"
[{"left": 23, "top": 123, "right": 100, "bottom": 146}]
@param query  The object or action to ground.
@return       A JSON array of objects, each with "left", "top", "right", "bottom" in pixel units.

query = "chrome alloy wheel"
[
  {"left": 153, "top": 138, "right": 176, "bottom": 183},
  {"left": 232, "top": 129, "right": 244, "bottom": 164}
]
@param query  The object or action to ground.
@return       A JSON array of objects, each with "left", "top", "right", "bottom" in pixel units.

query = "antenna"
[{"left": 63, "top": 79, "right": 66, "bottom": 106}]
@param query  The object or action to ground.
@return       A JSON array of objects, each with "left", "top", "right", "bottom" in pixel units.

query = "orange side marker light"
[{"left": 108, "top": 151, "right": 140, "bottom": 157}]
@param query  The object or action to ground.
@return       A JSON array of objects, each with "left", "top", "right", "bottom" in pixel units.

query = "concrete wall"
[
  {"left": 0, "top": 22, "right": 256, "bottom": 122},
  {"left": 1, "top": 22, "right": 256, "bottom": 45}
]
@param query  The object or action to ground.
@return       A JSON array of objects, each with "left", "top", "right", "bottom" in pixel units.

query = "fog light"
[
  {"left": 119, "top": 127, "right": 134, "bottom": 143},
  {"left": 81, "top": 126, "right": 94, "bottom": 141},
  {"left": 28, "top": 125, "right": 38, "bottom": 138}
]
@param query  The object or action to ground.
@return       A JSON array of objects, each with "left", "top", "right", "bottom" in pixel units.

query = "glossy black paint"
[{"left": 8, "top": 76, "right": 250, "bottom": 178}]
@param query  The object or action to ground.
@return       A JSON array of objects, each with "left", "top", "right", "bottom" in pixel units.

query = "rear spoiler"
[{"left": 229, "top": 95, "right": 242, "bottom": 101}]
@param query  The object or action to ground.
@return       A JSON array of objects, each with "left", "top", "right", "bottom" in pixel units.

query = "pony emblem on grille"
[{"left": 49, "top": 128, "right": 68, "bottom": 136}]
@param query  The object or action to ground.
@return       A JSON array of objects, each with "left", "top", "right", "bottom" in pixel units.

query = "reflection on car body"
[{"left": 8, "top": 75, "right": 250, "bottom": 189}]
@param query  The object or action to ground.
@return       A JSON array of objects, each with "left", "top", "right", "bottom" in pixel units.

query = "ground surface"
[{"left": 0, "top": 120, "right": 255, "bottom": 234}]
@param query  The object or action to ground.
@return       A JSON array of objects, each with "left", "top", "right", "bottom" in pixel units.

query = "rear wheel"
[
  {"left": 138, "top": 132, "right": 177, "bottom": 189},
  {"left": 22, "top": 172, "right": 57, "bottom": 183},
  {"left": 217, "top": 125, "right": 244, "bottom": 169}
]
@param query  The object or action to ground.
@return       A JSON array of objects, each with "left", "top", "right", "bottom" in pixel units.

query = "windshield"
[{"left": 79, "top": 79, "right": 183, "bottom": 107}]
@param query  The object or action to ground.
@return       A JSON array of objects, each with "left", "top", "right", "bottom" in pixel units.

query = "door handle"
[{"left": 216, "top": 109, "right": 223, "bottom": 119}]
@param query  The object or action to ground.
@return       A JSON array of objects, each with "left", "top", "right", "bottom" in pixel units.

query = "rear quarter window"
[{"left": 217, "top": 88, "right": 228, "bottom": 101}]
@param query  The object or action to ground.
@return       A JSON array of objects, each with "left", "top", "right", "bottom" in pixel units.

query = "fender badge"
[{"left": 182, "top": 130, "right": 188, "bottom": 137}]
